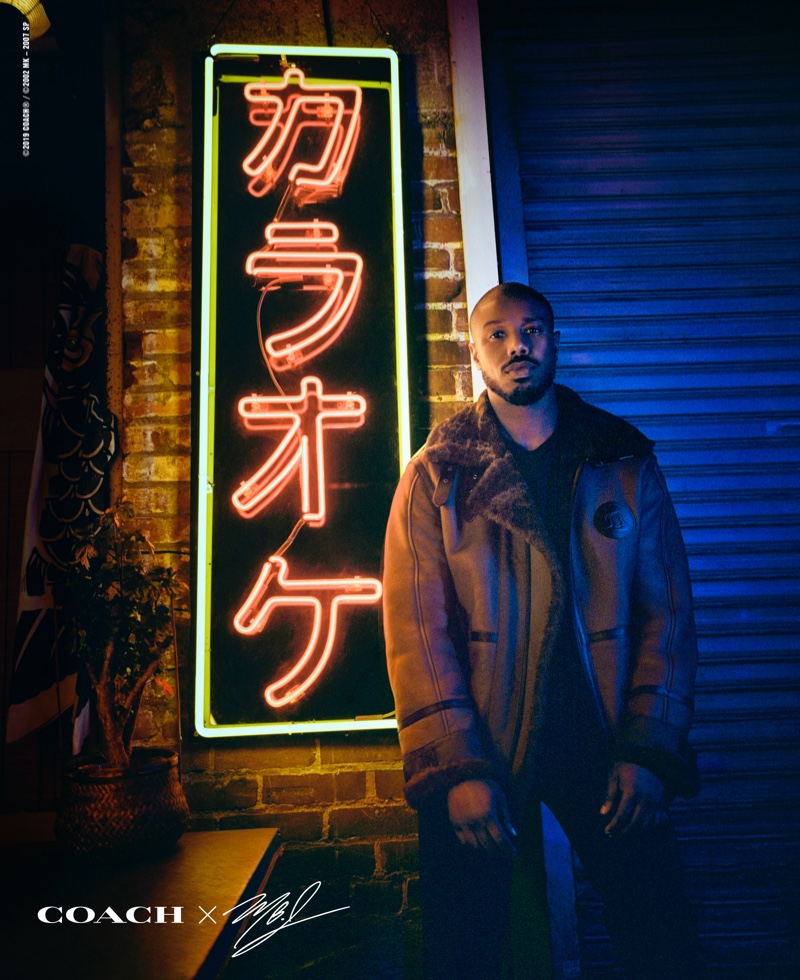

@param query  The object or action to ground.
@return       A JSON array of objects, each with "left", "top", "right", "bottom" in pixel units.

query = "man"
[{"left": 383, "top": 282, "right": 702, "bottom": 978}]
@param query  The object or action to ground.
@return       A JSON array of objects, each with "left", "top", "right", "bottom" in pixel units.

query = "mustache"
[{"left": 504, "top": 355, "right": 540, "bottom": 370}]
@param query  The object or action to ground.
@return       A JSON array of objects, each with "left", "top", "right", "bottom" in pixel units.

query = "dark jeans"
[{"left": 418, "top": 768, "right": 702, "bottom": 980}]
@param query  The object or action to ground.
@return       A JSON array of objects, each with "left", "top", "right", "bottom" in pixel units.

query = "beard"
[{"left": 482, "top": 356, "right": 557, "bottom": 406}]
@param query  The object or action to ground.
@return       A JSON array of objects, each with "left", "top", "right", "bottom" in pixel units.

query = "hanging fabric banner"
[{"left": 6, "top": 244, "right": 118, "bottom": 744}]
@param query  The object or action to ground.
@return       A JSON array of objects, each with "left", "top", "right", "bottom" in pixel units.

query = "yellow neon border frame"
[{"left": 196, "top": 45, "right": 409, "bottom": 737}]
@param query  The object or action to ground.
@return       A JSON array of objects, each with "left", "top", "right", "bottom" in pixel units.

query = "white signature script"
[{"left": 226, "top": 882, "right": 350, "bottom": 956}]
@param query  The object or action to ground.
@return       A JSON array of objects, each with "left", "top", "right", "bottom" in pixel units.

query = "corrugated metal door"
[{"left": 482, "top": 0, "right": 800, "bottom": 976}]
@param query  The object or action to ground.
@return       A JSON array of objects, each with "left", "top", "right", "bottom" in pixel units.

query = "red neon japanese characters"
[
  {"left": 232, "top": 376, "right": 366, "bottom": 526},
  {"left": 242, "top": 68, "right": 361, "bottom": 205},
  {"left": 234, "top": 66, "right": 376, "bottom": 709},
  {"left": 233, "top": 556, "right": 382, "bottom": 707},
  {"left": 246, "top": 221, "right": 363, "bottom": 372}
]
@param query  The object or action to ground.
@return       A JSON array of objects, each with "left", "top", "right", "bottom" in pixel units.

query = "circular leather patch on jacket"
[{"left": 593, "top": 501, "right": 635, "bottom": 539}]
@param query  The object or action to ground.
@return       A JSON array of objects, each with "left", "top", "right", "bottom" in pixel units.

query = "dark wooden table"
[{"left": 0, "top": 828, "right": 282, "bottom": 979}]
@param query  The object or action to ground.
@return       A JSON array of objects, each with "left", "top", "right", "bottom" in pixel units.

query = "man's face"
[{"left": 469, "top": 294, "right": 559, "bottom": 406}]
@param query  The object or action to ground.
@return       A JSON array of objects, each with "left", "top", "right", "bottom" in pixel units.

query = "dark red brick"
[
  {"left": 271, "top": 843, "right": 336, "bottom": 882},
  {"left": 420, "top": 307, "right": 455, "bottom": 335},
  {"left": 320, "top": 736, "right": 401, "bottom": 766},
  {"left": 333, "top": 770, "right": 368, "bottom": 802},
  {"left": 277, "top": 842, "right": 376, "bottom": 882},
  {"left": 437, "top": 184, "right": 461, "bottom": 214},
  {"left": 263, "top": 772, "right": 335, "bottom": 806},
  {"left": 427, "top": 368, "right": 459, "bottom": 398},
  {"left": 374, "top": 768, "right": 407, "bottom": 801},
  {"left": 405, "top": 874, "right": 422, "bottom": 911},
  {"left": 422, "top": 214, "right": 463, "bottom": 245},
  {"left": 421, "top": 126, "right": 456, "bottom": 155},
  {"left": 183, "top": 775, "right": 259, "bottom": 811},
  {"left": 421, "top": 156, "right": 459, "bottom": 181},
  {"left": 214, "top": 741, "right": 317, "bottom": 772},
  {"left": 379, "top": 839, "right": 420, "bottom": 875},
  {"left": 333, "top": 842, "right": 378, "bottom": 879},
  {"left": 408, "top": 183, "right": 436, "bottom": 212},
  {"left": 425, "top": 339, "right": 471, "bottom": 367},
  {"left": 329, "top": 805, "right": 418, "bottom": 840},
  {"left": 220, "top": 808, "right": 323, "bottom": 841},
  {"left": 187, "top": 814, "right": 218, "bottom": 831},
  {"left": 415, "top": 245, "right": 450, "bottom": 271},
  {"left": 350, "top": 880, "right": 404, "bottom": 915},
  {"left": 416, "top": 275, "right": 466, "bottom": 305},
  {"left": 452, "top": 307, "right": 469, "bottom": 334}
]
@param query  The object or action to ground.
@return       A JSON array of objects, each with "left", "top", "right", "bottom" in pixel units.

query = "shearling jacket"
[{"left": 383, "top": 385, "right": 699, "bottom": 810}]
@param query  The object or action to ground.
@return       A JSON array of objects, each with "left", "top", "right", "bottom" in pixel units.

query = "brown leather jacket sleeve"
[
  {"left": 383, "top": 459, "right": 494, "bottom": 808},
  {"left": 616, "top": 456, "right": 700, "bottom": 797}
]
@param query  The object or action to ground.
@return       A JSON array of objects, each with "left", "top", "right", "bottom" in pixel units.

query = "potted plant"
[{"left": 54, "top": 501, "right": 190, "bottom": 858}]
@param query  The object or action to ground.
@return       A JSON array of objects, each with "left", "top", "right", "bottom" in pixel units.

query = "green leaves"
[{"left": 56, "top": 501, "right": 186, "bottom": 748}]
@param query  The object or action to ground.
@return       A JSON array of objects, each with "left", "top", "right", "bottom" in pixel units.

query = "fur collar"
[
  {"left": 426, "top": 385, "right": 653, "bottom": 470},
  {"left": 422, "top": 385, "right": 653, "bottom": 542}
]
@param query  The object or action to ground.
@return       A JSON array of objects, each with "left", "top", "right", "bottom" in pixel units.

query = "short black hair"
[{"left": 469, "top": 282, "right": 554, "bottom": 335}]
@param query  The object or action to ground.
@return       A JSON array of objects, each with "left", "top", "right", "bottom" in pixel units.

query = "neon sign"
[
  {"left": 233, "top": 376, "right": 367, "bottom": 525},
  {"left": 196, "top": 46, "right": 409, "bottom": 736},
  {"left": 246, "top": 222, "right": 363, "bottom": 371},
  {"left": 233, "top": 556, "right": 382, "bottom": 707},
  {"left": 242, "top": 69, "right": 362, "bottom": 204}
]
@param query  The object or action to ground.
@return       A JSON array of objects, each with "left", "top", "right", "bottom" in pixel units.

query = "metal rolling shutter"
[{"left": 484, "top": 1, "right": 800, "bottom": 975}]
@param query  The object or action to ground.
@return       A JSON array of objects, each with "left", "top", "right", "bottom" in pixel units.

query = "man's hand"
[
  {"left": 600, "top": 761, "right": 667, "bottom": 837},
  {"left": 447, "top": 779, "right": 518, "bottom": 854}
]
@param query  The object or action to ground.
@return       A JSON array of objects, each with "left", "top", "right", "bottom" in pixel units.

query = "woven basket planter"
[{"left": 55, "top": 747, "right": 190, "bottom": 859}]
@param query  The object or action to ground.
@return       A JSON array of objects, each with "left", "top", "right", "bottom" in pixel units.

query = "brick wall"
[{"left": 118, "top": 0, "right": 472, "bottom": 916}]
